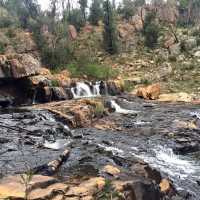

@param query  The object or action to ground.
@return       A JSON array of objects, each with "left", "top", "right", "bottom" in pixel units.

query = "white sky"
[{"left": 38, "top": 0, "right": 122, "bottom": 11}]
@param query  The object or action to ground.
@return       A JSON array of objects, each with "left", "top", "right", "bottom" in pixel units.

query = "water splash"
[
  {"left": 44, "top": 139, "right": 72, "bottom": 150},
  {"left": 132, "top": 145, "right": 200, "bottom": 181},
  {"left": 110, "top": 100, "right": 138, "bottom": 114},
  {"left": 190, "top": 111, "right": 200, "bottom": 119},
  {"left": 71, "top": 82, "right": 101, "bottom": 99}
]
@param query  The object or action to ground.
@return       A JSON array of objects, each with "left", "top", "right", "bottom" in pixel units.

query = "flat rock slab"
[{"left": 0, "top": 175, "right": 66, "bottom": 200}]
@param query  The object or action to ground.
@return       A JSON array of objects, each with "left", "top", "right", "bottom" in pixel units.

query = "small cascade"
[
  {"left": 32, "top": 89, "right": 38, "bottom": 105},
  {"left": 71, "top": 82, "right": 101, "bottom": 99},
  {"left": 110, "top": 100, "right": 137, "bottom": 114}
]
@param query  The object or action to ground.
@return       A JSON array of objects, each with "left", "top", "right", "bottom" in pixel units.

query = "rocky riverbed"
[{"left": 0, "top": 96, "right": 200, "bottom": 199}]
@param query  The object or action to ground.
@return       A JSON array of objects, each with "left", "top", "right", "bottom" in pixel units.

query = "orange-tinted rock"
[
  {"left": 0, "top": 54, "right": 41, "bottom": 79},
  {"left": 159, "top": 179, "right": 171, "bottom": 193},
  {"left": 103, "top": 165, "right": 121, "bottom": 176},
  {"left": 0, "top": 175, "right": 57, "bottom": 199},
  {"left": 68, "top": 25, "right": 78, "bottom": 40},
  {"left": 158, "top": 93, "right": 193, "bottom": 102},
  {"left": 136, "top": 83, "right": 161, "bottom": 100}
]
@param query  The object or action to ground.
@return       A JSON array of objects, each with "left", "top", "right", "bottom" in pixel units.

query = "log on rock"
[{"left": 33, "top": 149, "right": 70, "bottom": 176}]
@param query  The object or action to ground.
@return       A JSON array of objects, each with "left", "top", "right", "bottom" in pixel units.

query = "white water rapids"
[{"left": 71, "top": 82, "right": 101, "bottom": 98}]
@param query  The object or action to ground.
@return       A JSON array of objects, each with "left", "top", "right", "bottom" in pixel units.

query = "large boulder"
[
  {"left": 184, "top": 38, "right": 197, "bottom": 50},
  {"left": 124, "top": 179, "right": 161, "bottom": 200},
  {"left": 68, "top": 25, "right": 78, "bottom": 40},
  {"left": 136, "top": 83, "right": 161, "bottom": 100},
  {"left": 0, "top": 175, "right": 67, "bottom": 200},
  {"left": 0, "top": 54, "right": 41, "bottom": 79}
]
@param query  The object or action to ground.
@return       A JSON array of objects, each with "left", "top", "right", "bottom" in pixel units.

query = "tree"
[
  {"left": 67, "top": 8, "right": 85, "bottom": 31},
  {"left": 89, "top": 0, "right": 103, "bottom": 25},
  {"left": 78, "top": 0, "right": 87, "bottom": 22},
  {"left": 117, "top": 0, "right": 136, "bottom": 20},
  {"left": 143, "top": 11, "right": 159, "bottom": 48},
  {"left": 103, "top": 0, "right": 118, "bottom": 54}
]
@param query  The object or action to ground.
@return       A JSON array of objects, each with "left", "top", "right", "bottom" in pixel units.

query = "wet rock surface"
[{"left": 0, "top": 97, "right": 200, "bottom": 199}]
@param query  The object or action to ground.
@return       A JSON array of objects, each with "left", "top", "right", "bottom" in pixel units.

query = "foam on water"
[
  {"left": 110, "top": 100, "right": 138, "bottom": 114},
  {"left": 131, "top": 145, "right": 200, "bottom": 180},
  {"left": 71, "top": 82, "right": 101, "bottom": 99},
  {"left": 44, "top": 139, "right": 72, "bottom": 150},
  {"left": 190, "top": 111, "right": 200, "bottom": 119}
]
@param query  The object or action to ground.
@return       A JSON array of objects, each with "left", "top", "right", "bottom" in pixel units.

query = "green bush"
[
  {"left": 51, "top": 79, "right": 60, "bottom": 87},
  {"left": 0, "top": 42, "right": 5, "bottom": 54},
  {"left": 143, "top": 11, "right": 160, "bottom": 48},
  {"left": 94, "top": 102, "right": 105, "bottom": 118},
  {"left": 67, "top": 9, "right": 85, "bottom": 32},
  {"left": 68, "top": 62, "right": 118, "bottom": 80}
]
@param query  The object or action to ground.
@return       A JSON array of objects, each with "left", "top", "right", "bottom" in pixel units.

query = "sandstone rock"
[
  {"left": 83, "top": 22, "right": 94, "bottom": 33},
  {"left": 38, "top": 67, "right": 51, "bottom": 76},
  {"left": 28, "top": 183, "right": 67, "bottom": 200},
  {"left": 68, "top": 25, "right": 78, "bottom": 40},
  {"left": 102, "top": 165, "right": 121, "bottom": 176},
  {"left": 14, "top": 31, "right": 38, "bottom": 55},
  {"left": 65, "top": 177, "right": 105, "bottom": 198},
  {"left": 194, "top": 51, "right": 200, "bottom": 57},
  {"left": 159, "top": 179, "right": 171, "bottom": 193},
  {"left": 0, "top": 175, "right": 58, "bottom": 199},
  {"left": 184, "top": 38, "right": 197, "bottom": 50},
  {"left": 0, "top": 54, "right": 41, "bottom": 79},
  {"left": 164, "top": 36, "right": 176, "bottom": 49},
  {"left": 107, "top": 80, "right": 124, "bottom": 95},
  {"left": 169, "top": 43, "right": 181, "bottom": 56},
  {"left": 124, "top": 179, "right": 161, "bottom": 200},
  {"left": 158, "top": 93, "right": 193, "bottom": 102},
  {"left": 28, "top": 75, "right": 51, "bottom": 87},
  {"left": 158, "top": 62, "right": 173, "bottom": 79},
  {"left": 136, "top": 83, "right": 161, "bottom": 100},
  {"left": 52, "top": 87, "right": 68, "bottom": 101},
  {"left": 131, "top": 14, "right": 144, "bottom": 31}
]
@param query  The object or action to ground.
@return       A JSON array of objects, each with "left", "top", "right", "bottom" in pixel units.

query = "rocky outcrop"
[
  {"left": 68, "top": 25, "right": 78, "bottom": 40},
  {"left": 136, "top": 83, "right": 161, "bottom": 100},
  {"left": 0, "top": 175, "right": 68, "bottom": 200},
  {"left": 158, "top": 92, "right": 193, "bottom": 102},
  {"left": 0, "top": 54, "right": 41, "bottom": 79}
]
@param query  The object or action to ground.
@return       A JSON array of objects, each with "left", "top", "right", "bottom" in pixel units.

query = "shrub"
[
  {"left": 51, "top": 79, "right": 60, "bottom": 87},
  {"left": 89, "top": 0, "right": 103, "bottom": 25},
  {"left": 94, "top": 102, "right": 105, "bottom": 118},
  {"left": 67, "top": 9, "right": 85, "bottom": 32},
  {"left": 143, "top": 11, "right": 160, "bottom": 48},
  {"left": 0, "top": 42, "right": 5, "bottom": 54},
  {"left": 124, "top": 81, "right": 135, "bottom": 92},
  {"left": 68, "top": 62, "right": 119, "bottom": 80},
  {"left": 0, "top": 7, "right": 18, "bottom": 28}
]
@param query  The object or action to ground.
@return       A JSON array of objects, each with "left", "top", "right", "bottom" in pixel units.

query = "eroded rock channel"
[{"left": 0, "top": 95, "right": 200, "bottom": 200}]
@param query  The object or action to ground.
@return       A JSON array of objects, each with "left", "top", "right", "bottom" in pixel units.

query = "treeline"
[{"left": 0, "top": 0, "right": 199, "bottom": 70}]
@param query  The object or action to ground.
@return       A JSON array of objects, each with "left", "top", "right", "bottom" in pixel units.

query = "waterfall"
[
  {"left": 32, "top": 89, "right": 37, "bottom": 105},
  {"left": 71, "top": 82, "right": 101, "bottom": 99},
  {"left": 110, "top": 100, "right": 137, "bottom": 114}
]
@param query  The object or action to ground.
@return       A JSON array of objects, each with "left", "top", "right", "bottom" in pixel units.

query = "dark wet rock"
[
  {"left": 124, "top": 178, "right": 161, "bottom": 200},
  {"left": 34, "top": 149, "right": 70, "bottom": 176},
  {"left": 0, "top": 95, "right": 13, "bottom": 107},
  {"left": 131, "top": 163, "right": 162, "bottom": 184},
  {"left": 51, "top": 87, "right": 68, "bottom": 101},
  {"left": 107, "top": 81, "right": 123, "bottom": 95},
  {"left": 174, "top": 142, "right": 199, "bottom": 155}
]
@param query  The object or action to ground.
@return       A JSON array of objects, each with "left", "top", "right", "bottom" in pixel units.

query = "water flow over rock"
[{"left": 71, "top": 82, "right": 102, "bottom": 98}]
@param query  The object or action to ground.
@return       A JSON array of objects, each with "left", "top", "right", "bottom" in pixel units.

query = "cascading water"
[
  {"left": 71, "top": 82, "right": 102, "bottom": 98},
  {"left": 110, "top": 100, "right": 138, "bottom": 114}
]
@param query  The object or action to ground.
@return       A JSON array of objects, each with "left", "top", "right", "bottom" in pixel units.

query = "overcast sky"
[{"left": 38, "top": 0, "right": 122, "bottom": 11}]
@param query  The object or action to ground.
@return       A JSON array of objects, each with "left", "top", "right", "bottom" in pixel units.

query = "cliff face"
[{"left": 0, "top": 28, "right": 42, "bottom": 106}]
